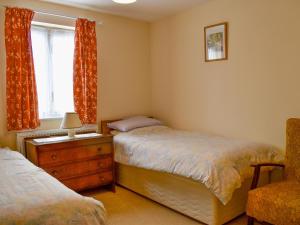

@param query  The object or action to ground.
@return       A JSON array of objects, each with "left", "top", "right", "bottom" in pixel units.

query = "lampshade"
[{"left": 60, "top": 112, "right": 82, "bottom": 129}]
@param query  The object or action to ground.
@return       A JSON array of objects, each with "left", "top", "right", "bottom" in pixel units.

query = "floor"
[{"left": 86, "top": 186, "right": 257, "bottom": 225}]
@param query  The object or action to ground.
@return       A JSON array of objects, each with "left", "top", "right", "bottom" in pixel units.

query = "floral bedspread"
[
  {"left": 114, "top": 126, "right": 284, "bottom": 205},
  {"left": 0, "top": 149, "right": 106, "bottom": 225}
]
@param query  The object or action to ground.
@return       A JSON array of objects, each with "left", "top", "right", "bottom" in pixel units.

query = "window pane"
[
  {"left": 31, "top": 26, "right": 51, "bottom": 119},
  {"left": 51, "top": 29, "right": 75, "bottom": 116},
  {"left": 31, "top": 25, "right": 75, "bottom": 119}
]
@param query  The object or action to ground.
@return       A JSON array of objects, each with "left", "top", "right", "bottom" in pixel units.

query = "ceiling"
[{"left": 41, "top": 0, "right": 209, "bottom": 22}]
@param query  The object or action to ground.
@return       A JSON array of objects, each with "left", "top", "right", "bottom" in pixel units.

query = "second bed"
[{"left": 102, "top": 120, "right": 284, "bottom": 225}]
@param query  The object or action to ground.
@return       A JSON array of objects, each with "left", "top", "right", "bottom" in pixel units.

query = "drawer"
[
  {"left": 38, "top": 143, "right": 112, "bottom": 166},
  {"left": 63, "top": 171, "right": 113, "bottom": 191},
  {"left": 44, "top": 157, "right": 113, "bottom": 179}
]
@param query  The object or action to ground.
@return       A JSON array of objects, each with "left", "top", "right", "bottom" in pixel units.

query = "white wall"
[{"left": 150, "top": 0, "right": 300, "bottom": 148}]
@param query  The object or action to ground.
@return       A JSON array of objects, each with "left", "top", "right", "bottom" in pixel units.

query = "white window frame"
[{"left": 31, "top": 22, "right": 75, "bottom": 120}]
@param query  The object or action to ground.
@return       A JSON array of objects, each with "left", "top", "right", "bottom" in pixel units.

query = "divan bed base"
[{"left": 116, "top": 163, "right": 277, "bottom": 225}]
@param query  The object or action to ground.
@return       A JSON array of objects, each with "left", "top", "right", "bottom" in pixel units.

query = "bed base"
[{"left": 115, "top": 163, "right": 280, "bottom": 225}]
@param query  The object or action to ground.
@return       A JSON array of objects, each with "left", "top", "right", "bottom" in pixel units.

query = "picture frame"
[{"left": 204, "top": 22, "right": 228, "bottom": 62}]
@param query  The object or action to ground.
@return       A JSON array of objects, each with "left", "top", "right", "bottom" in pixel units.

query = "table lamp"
[{"left": 60, "top": 112, "right": 82, "bottom": 138}]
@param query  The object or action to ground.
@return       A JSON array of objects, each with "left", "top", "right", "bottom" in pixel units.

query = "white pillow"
[{"left": 108, "top": 116, "right": 163, "bottom": 132}]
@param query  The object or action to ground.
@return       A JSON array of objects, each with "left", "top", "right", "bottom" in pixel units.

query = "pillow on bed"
[{"left": 108, "top": 116, "right": 163, "bottom": 132}]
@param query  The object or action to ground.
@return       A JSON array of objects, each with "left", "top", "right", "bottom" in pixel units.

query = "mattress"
[
  {"left": 0, "top": 148, "right": 107, "bottom": 225},
  {"left": 114, "top": 125, "right": 284, "bottom": 204},
  {"left": 116, "top": 163, "right": 282, "bottom": 225}
]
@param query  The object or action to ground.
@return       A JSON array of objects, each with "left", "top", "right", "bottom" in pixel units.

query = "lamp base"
[{"left": 68, "top": 129, "right": 76, "bottom": 138}]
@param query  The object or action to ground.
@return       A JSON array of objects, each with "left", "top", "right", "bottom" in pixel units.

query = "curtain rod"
[{"left": 0, "top": 4, "right": 103, "bottom": 25}]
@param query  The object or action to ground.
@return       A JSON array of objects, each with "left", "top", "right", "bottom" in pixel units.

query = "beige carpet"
[{"left": 86, "top": 186, "right": 257, "bottom": 225}]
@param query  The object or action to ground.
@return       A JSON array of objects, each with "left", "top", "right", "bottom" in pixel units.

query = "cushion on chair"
[{"left": 247, "top": 181, "right": 300, "bottom": 225}]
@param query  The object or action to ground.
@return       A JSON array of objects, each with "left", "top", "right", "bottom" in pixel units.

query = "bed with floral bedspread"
[{"left": 0, "top": 148, "right": 106, "bottom": 225}]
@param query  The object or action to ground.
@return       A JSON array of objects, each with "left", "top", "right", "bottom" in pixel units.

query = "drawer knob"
[
  {"left": 51, "top": 154, "right": 57, "bottom": 160},
  {"left": 98, "top": 162, "right": 104, "bottom": 168},
  {"left": 99, "top": 176, "right": 105, "bottom": 182},
  {"left": 52, "top": 170, "right": 58, "bottom": 176},
  {"left": 97, "top": 147, "right": 102, "bottom": 152}
]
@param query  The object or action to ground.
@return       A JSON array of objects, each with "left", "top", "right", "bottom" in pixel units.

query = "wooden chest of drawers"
[{"left": 26, "top": 135, "right": 115, "bottom": 192}]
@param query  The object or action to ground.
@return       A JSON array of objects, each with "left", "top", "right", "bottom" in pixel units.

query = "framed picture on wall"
[{"left": 204, "top": 22, "right": 228, "bottom": 62}]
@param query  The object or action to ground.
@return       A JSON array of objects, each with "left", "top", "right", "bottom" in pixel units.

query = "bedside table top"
[{"left": 28, "top": 133, "right": 113, "bottom": 146}]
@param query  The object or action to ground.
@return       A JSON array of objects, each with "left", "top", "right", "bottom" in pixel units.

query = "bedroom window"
[{"left": 31, "top": 23, "right": 75, "bottom": 119}]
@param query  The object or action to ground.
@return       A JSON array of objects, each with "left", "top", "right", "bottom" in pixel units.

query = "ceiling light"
[{"left": 113, "top": 0, "right": 137, "bottom": 4}]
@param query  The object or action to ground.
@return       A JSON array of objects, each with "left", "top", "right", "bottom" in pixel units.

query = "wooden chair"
[{"left": 246, "top": 118, "right": 300, "bottom": 225}]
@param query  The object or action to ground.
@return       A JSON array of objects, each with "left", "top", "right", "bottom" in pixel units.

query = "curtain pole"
[{"left": 0, "top": 4, "right": 103, "bottom": 25}]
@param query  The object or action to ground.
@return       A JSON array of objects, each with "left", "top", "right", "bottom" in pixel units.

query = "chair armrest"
[
  {"left": 250, "top": 163, "right": 285, "bottom": 190},
  {"left": 251, "top": 163, "right": 285, "bottom": 168}
]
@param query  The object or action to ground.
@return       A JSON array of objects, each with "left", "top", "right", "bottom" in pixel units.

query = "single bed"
[
  {"left": 0, "top": 148, "right": 107, "bottom": 225},
  {"left": 101, "top": 119, "right": 284, "bottom": 225}
]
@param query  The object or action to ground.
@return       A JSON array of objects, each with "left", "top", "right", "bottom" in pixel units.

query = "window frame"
[{"left": 31, "top": 21, "right": 75, "bottom": 120}]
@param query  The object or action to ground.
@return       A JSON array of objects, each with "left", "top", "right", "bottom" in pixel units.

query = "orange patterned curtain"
[
  {"left": 73, "top": 18, "right": 97, "bottom": 124},
  {"left": 5, "top": 7, "right": 40, "bottom": 131}
]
